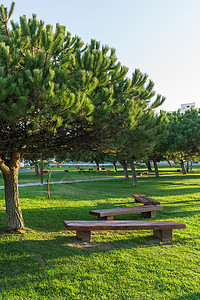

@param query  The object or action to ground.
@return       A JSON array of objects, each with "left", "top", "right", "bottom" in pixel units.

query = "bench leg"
[
  {"left": 153, "top": 229, "right": 172, "bottom": 241},
  {"left": 141, "top": 211, "right": 156, "bottom": 218},
  {"left": 98, "top": 216, "right": 113, "bottom": 221},
  {"left": 76, "top": 231, "right": 91, "bottom": 242}
]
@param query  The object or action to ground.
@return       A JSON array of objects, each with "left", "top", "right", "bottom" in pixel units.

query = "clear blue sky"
[{"left": 6, "top": 0, "right": 200, "bottom": 111}]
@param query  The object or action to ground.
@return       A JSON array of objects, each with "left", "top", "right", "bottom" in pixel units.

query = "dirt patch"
[{"left": 64, "top": 241, "right": 118, "bottom": 249}]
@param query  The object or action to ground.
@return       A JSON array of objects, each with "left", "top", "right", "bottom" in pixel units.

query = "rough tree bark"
[
  {"left": 129, "top": 160, "right": 137, "bottom": 187},
  {"left": 0, "top": 151, "right": 24, "bottom": 230},
  {"left": 153, "top": 159, "right": 159, "bottom": 177},
  {"left": 119, "top": 160, "right": 130, "bottom": 180}
]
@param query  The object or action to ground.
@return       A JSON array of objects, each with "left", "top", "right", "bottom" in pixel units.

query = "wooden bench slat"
[
  {"left": 132, "top": 194, "right": 160, "bottom": 205},
  {"left": 64, "top": 220, "right": 186, "bottom": 231},
  {"left": 89, "top": 205, "right": 163, "bottom": 217}
]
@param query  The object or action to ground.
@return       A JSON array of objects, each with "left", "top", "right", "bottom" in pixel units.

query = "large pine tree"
[
  {"left": 0, "top": 2, "right": 167, "bottom": 230},
  {"left": 0, "top": 3, "right": 99, "bottom": 230}
]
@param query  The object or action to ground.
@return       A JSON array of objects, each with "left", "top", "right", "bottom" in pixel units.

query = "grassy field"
[
  {"left": 0, "top": 169, "right": 200, "bottom": 299},
  {"left": 0, "top": 162, "right": 199, "bottom": 186}
]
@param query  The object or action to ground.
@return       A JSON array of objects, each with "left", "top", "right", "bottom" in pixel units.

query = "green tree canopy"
[
  {"left": 0, "top": 2, "right": 167, "bottom": 230},
  {"left": 0, "top": 2, "right": 117, "bottom": 230},
  {"left": 165, "top": 109, "right": 200, "bottom": 172}
]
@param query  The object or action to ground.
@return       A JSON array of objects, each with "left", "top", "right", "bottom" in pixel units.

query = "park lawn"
[
  {"left": 0, "top": 163, "right": 198, "bottom": 186},
  {"left": 0, "top": 167, "right": 121, "bottom": 186},
  {"left": 0, "top": 173, "right": 200, "bottom": 299}
]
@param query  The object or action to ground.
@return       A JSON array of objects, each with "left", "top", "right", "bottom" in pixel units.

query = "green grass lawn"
[
  {"left": 0, "top": 172, "right": 200, "bottom": 299},
  {"left": 0, "top": 163, "right": 198, "bottom": 186}
]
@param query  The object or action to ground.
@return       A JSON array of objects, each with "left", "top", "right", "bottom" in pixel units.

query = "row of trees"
[{"left": 55, "top": 107, "right": 200, "bottom": 181}]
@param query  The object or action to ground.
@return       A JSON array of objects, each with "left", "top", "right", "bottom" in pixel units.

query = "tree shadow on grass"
[
  {"left": 173, "top": 293, "right": 200, "bottom": 300},
  {"left": 17, "top": 175, "right": 200, "bottom": 201},
  {"left": 0, "top": 230, "right": 188, "bottom": 263},
  {"left": 0, "top": 200, "right": 198, "bottom": 233},
  {"left": 19, "top": 205, "right": 198, "bottom": 232},
  {"left": 0, "top": 232, "right": 189, "bottom": 298}
]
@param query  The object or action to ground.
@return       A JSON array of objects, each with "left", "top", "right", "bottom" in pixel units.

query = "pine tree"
[
  {"left": 165, "top": 109, "right": 200, "bottom": 173},
  {"left": 106, "top": 70, "right": 167, "bottom": 186},
  {"left": 0, "top": 3, "right": 98, "bottom": 230}
]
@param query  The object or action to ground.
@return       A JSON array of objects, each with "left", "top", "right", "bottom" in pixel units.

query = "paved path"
[{"left": 0, "top": 177, "right": 123, "bottom": 189}]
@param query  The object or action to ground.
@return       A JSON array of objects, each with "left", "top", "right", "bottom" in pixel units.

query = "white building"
[{"left": 180, "top": 102, "right": 195, "bottom": 114}]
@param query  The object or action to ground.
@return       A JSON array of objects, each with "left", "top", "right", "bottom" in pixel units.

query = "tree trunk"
[
  {"left": 180, "top": 160, "right": 186, "bottom": 174},
  {"left": 167, "top": 160, "right": 173, "bottom": 168},
  {"left": 153, "top": 159, "right": 159, "bottom": 177},
  {"left": 40, "top": 155, "right": 43, "bottom": 185},
  {"left": 1, "top": 153, "right": 24, "bottom": 230},
  {"left": 95, "top": 160, "right": 100, "bottom": 171},
  {"left": 119, "top": 160, "right": 130, "bottom": 180},
  {"left": 186, "top": 161, "right": 189, "bottom": 173},
  {"left": 35, "top": 163, "right": 39, "bottom": 176},
  {"left": 113, "top": 162, "right": 117, "bottom": 172},
  {"left": 130, "top": 161, "right": 138, "bottom": 187},
  {"left": 146, "top": 161, "right": 152, "bottom": 172},
  {"left": 40, "top": 164, "right": 43, "bottom": 184}
]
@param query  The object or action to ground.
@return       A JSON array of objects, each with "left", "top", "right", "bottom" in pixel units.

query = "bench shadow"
[
  {"left": 0, "top": 232, "right": 188, "bottom": 263},
  {"left": 58, "top": 233, "right": 190, "bottom": 249},
  {"left": 22, "top": 207, "right": 194, "bottom": 231}
]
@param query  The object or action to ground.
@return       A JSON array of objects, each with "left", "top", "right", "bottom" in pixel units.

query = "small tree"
[
  {"left": 146, "top": 111, "right": 169, "bottom": 177},
  {"left": 166, "top": 109, "right": 200, "bottom": 173},
  {"left": 113, "top": 106, "right": 168, "bottom": 186}
]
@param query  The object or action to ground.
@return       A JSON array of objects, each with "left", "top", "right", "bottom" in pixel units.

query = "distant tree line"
[{"left": 56, "top": 108, "right": 200, "bottom": 185}]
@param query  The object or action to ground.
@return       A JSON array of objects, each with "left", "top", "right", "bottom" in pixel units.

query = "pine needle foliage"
[{"left": 0, "top": 2, "right": 167, "bottom": 229}]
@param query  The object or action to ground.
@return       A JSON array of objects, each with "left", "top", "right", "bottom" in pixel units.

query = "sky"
[{"left": 4, "top": 0, "right": 200, "bottom": 111}]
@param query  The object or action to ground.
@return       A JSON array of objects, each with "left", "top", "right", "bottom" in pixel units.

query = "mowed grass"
[
  {"left": 1, "top": 162, "right": 198, "bottom": 186},
  {"left": 0, "top": 172, "right": 200, "bottom": 299}
]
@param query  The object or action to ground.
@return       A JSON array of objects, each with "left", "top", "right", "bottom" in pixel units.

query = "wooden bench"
[
  {"left": 79, "top": 169, "right": 95, "bottom": 173},
  {"left": 132, "top": 194, "right": 160, "bottom": 205},
  {"left": 64, "top": 220, "right": 186, "bottom": 242},
  {"left": 89, "top": 205, "right": 163, "bottom": 220}
]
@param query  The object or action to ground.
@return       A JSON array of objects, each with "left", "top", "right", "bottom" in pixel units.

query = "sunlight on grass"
[{"left": 0, "top": 172, "right": 200, "bottom": 299}]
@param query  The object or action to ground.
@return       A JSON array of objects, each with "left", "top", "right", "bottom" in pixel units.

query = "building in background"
[{"left": 180, "top": 102, "right": 195, "bottom": 113}]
